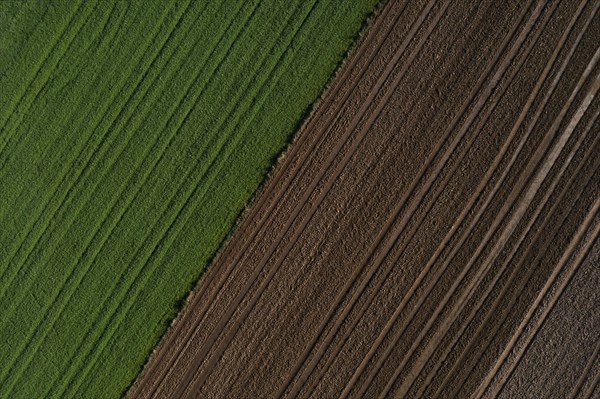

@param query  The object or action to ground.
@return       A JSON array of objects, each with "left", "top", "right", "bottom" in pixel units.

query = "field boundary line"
[
  {"left": 163, "top": 0, "right": 440, "bottom": 394},
  {"left": 275, "top": 1, "right": 541, "bottom": 396},
  {"left": 37, "top": 2, "right": 267, "bottom": 397},
  {"left": 0, "top": 0, "right": 204, "bottom": 386},
  {"left": 130, "top": 3, "right": 409, "bottom": 395},
  {"left": 215, "top": 2, "right": 462, "bottom": 397},
  {"left": 231, "top": 0, "right": 486, "bottom": 390},
  {"left": 162, "top": 0, "right": 448, "bottom": 396},
  {"left": 88, "top": 1, "right": 326, "bottom": 397},
  {"left": 47, "top": 2, "right": 331, "bottom": 397}
]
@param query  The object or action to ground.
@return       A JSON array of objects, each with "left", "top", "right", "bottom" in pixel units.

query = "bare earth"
[{"left": 129, "top": 0, "right": 600, "bottom": 398}]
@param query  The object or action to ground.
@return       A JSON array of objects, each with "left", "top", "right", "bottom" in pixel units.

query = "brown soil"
[{"left": 129, "top": 0, "right": 600, "bottom": 398}]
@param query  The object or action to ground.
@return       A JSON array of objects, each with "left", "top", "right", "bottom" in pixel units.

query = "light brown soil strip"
[{"left": 478, "top": 201, "right": 600, "bottom": 398}]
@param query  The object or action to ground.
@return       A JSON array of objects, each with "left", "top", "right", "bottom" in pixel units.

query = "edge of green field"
[
  {"left": 132, "top": 0, "right": 383, "bottom": 393},
  {"left": 0, "top": 1, "right": 379, "bottom": 398}
]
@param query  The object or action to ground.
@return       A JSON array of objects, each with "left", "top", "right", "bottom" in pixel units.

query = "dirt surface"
[
  {"left": 129, "top": 0, "right": 600, "bottom": 398},
  {"left": 498, "top": 238, "right": 600, "bottom": 399}
]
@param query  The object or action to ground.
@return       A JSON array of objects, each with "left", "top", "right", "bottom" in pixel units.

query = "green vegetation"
[{"left": 0, "top": 0, "right": 377, "bottom": 397}]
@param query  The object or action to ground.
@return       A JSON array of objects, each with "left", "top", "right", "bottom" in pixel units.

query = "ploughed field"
[
  {"left": 131, "top": 0, "right": 600, "bottom": 398},
  {"left": 0, "top": 1, "right": 377, "bottom": 398}
]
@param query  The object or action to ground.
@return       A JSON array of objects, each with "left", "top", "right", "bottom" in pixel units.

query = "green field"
[{"left": 0, "top": 1, "right": 377, "bottom": 397}]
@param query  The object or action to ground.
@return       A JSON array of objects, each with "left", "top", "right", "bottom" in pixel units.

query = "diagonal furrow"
[
  {"left": 568, "top": 340, "right": 600, "bottom": 399},
  {"left": 36, "top": 1, "right": 270, "bottom": 397},
  {"left": 420, "top": 7, "right": 599, "bottom": 394},
  {"left": 279, "top": 1, "right": 543, "bottom": 397},
  {"left": 480, "top": 200, "right": 599, "bottom": 398},
  {"left": 580, "top": 362, "right": 600, "bottom": 399},
  {"left": 379, "top": 50, "right": 599, "bottom": 399},
  {"left": 258, "top": 3, "right": 476, "bottom": 398},
  {"left": 291, "top": 2, "right": 558, "bottom": 397},
  {"left": 0, "top": 0, "right": 174, "bottom": 297},
  {"left": 426, "top": 110, "right": 599, "bottom": 399},
  {"left": 206, "top": 2, "right": 485, "bottom": 394},
  {"left": 195, "top": 1, "right": 454, "bottom": 397},
  {"left": 0, "top": 0, "right": 214, "bottom": 393},
  {"left": 343, "top": 6, "right": 595, "bottom": 395},
  {"left": 1, "top": 0, "right": 258, "bottom": 395},
  {"left": 0, "top": 0, "right": 208, "bottom": 387},
  {"left": 0, "top": 1, "right": 386, "bottom": 397},
  {"left": 226, "top": 1, "right": 490, "bottom": 392},
  {"left": 0, "top": 1, "right": 81, "bottom": 128},
  {"left": 0, "top": 0, "right": 173, "bottom": 264}
]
